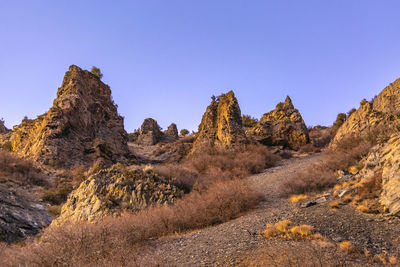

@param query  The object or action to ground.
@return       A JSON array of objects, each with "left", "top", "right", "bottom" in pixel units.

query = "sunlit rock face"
[
  {"left": 358, "top": 134, "right": 400, "bottom": 216},
  {"left": 248, "top": 96, "right": 309, "bottom": 150},
  {"left": 332, "top": 78, "right": 400, "bottom": 145},
  {"left": 54, "top": 164, "right": 184, "bottom": 225},
  {"left": 9, "top": 65, "right": 130, "bottom": 167},
  {"left": 136, "top": 118, "right": 163, "bottom": 145},
  {"left": 192, "top": 91, "right": 247, "bottom": 151}
]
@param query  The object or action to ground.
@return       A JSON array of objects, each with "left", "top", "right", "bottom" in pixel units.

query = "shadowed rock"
[{"left": 137, "top": 118, "right": 163, "bottom": 145}]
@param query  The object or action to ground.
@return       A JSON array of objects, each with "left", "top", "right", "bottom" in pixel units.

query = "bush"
[
  {"left": 180, "top": 129, "right": 189, "bottom": 136},
  {"left": 91, "top": 66, "right": 103, "bottom": 79},
  {"left": 0, "top": 180, "right": 262, "bottom": 266},
  {"left": 0, "top": 150, "right": 48, "bottom": 186},
  {"left": 242, "top": 115, "right": 258, "bottom": 128},
  {"left": 278, "top": 165, "right": 336, "bottom": 196}
]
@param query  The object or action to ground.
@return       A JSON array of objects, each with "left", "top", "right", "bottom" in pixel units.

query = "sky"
[{"left": 1, "top": 1, "right": 400, "bottom": 132}]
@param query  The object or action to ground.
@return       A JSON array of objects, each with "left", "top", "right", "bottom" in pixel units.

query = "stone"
[
  {"left": 0, "top": 120, "right": 9, "bottom": 134},
  {"left": 163, "top": 123, "right": 179, "bottom": 142},
  {"left": 357, "top": 134, "right": 400, "bottom": 216},
  {"left": 9, "top": 65, "right": 130, "bottom": 167},
  {"left": 0, "top": 186, "right": 51, "bottom": 243},
  {"left": 332, "top": 78, "right": 400, "bottom": 145},
  {"left": 248, "top": 96, "right": 309, "bottom": 150},
  {"left": 54, "top": 164, "right": 184, "bottom": 224},
  {"left": 193, "top": 91, "right": 247, "bottom": 150},
  {"left": 137, "top": 118, "right": 163, "bottom": 145}
]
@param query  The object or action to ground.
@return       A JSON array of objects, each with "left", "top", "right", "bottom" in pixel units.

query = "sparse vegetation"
[
  {"left": 180, "top": 128, "right": 189, "bottom": 136},
  {"left": 242, "top": 114, "right": 258, "bottom": 128},
  {"left": 91, "top": 66, "right": 103, "bottom": 79},
  {"left": 263, "top": 220, "right": 318, "bottom": 240}
]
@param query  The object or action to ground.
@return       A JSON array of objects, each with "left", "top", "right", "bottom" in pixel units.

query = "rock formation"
[
  {"left": 332, "top": 78, "right": 400, "bottom": 144},
  {"left": 54, "top": 164, "right": 184, "bottom": 224},
  {"left": 193, "top": 91, "right": 247, "bottom": 150},
  {"left": 357, "top": 134, "right": 400, "bottom": 216},
  {"left": 9, "top": 65, "right": 130, "bottom": 167},
  {"left": 0, "top": 186, "right": 51, "bottom": 243},
  {"left": 136, "top": 118, "right": 163, "bottom": 145},
  {"left": 163, "top": 123, "right": 179, "bottom": 142},
  {"left": 248, "top": 96, "right": 309, "bottom": 150}
]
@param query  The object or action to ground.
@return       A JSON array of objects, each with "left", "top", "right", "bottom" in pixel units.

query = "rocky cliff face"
[
  {"left": 248, "top": 96, "right": 309, "bottom": 150},
  {"left": 54, "top": 164, "right": 184, "bottom": 224},
  {"left": 9, "top": 65, "right": 130, "bottom": 167},
  {"left": 333, "top": 78, "right": 400, "bottom": 144},
  {"left": 193, "top": 91, "right": 247, "bottom": 150},
  {"left": 357, "top": 134, "right": 400, "bottom": 216},
  {"left": 0, "top": 186, "right": 51, "bottom": 243}
]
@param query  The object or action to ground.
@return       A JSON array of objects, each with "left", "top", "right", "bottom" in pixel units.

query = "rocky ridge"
[
  {"left": 54, "top": 164, "right": 184, "bottom": 224},
  {"left": 9, "top": 65, "right": 130, "bottom": 167},
  {"left": 248, "top": 96, "right": 309, "bottom": 150}
]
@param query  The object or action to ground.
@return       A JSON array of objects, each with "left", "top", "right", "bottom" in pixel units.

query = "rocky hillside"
[
  {"left": 54, "top": 164, "right": 184, "bottom": 224},
  {"left": 0, "top": 120, "right": 9, "bottom": 134},
  {"left": 193, "top": 91, "right": 247, "bottom": 150},
  {"left": 248, "top": 96, "right": 309, "bottom": 150},
  {"left": 9, "top": 65, "right": 131, "bottom": 167},
  {"left": 333, "top": 78, "right": 400, "bottom": 144}
]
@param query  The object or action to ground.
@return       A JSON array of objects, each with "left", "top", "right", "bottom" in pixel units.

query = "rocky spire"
[{"left": 10, "top": 65, "right": 130, "bottom": 167}]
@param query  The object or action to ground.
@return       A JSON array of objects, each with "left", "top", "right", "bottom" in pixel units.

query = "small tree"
[
  {"left": 91, "top": 66, "right": 103, "bottom": 79},
  {"left": 180, "top": 129, "right": 189, "bottom": 136}
]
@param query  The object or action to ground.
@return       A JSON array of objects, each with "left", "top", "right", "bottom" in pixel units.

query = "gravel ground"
[{"left": 140, "top": 154, "right": 323, "bottom": 266}]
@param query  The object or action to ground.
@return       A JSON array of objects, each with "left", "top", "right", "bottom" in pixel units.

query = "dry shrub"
[
  {"left": 263, "top": 220, "right": 317, "bottom": 240},
  {"left": 151, "top": 164, "right": 199, "bottom": 192},
  {"left": 289, "top": 194, "right": 308, "bottom": 203},
  {"left": 309, "top": 126, "right": 332, "bottom": 148},
  {"left": 0, "top": 150, "right": 48, "bottom": 186},
  {"left": 339, "top": 241, "right": 356, "bottom": 254},
  {"left": 278, "top": 165, "right": 336, "bottom": 196},
  {"left": 0, "top": 179, "right": 262, "bottom": 266},
  {"left": 354, "top": 171, "right": 382, "bottom": 201},
  {"left": 279, "top": 150, "right": 293, "bottom": 159},
  {"left": 299, "top": 143, "right": 320, "bottom": 154}
]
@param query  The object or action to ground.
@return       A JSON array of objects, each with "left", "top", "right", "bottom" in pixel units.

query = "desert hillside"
[{"left": 0, "top": 65, "right": 400, "bottom": 266}]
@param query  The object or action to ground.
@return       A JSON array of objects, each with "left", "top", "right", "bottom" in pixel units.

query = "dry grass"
[
  {"left": 154, "top": 144, "right": 279, "bottom": 190},
  {"left": 263, "top": 220, "right": 318, "bottom": 240},
  {"left": 339, "top": 241, "right": 355, "bottom": 254},
  {"left": 278, "top": 165, "right": 336, "bottom": 196},
  {"left": 0, "top": 179, "right": 262, "bottom": 266},
  {"left": 289, "top": 194, "right": 308, "bottom": 203},
  {"left": 0, "top": 150, "right": 48, "bottom": 187}
]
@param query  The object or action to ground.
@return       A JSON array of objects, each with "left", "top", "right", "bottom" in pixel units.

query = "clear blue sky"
[{"left": 1, "top": 1, "right": 400, "bottom": 132}]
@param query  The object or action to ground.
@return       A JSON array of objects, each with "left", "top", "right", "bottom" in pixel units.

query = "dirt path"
[{"left": 142, "top": 154, "right": 324, "bottom": 266}]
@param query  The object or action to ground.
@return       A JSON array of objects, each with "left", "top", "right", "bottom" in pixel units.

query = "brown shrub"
[
  {"left": 0, "top": 150, "right": 48, "bottom": 187},
  {"left": 278, "top": 165, "right": 337, "bottom": 196},
  {"left": 298, "top": 143, "right": 320, "bottom": 154},
  {"left": 0, "top": 180, "right": 262, "bottom": 266}
]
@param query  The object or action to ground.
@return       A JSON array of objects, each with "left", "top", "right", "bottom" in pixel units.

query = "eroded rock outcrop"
[
  {"left": 333, "top": 78, "right": 400, "bottom": 144},
  {"left": 54, "top": 164, "right": 184, "bottom": 224},
  {"left": 163, "top": 123, "right": 179, "bottom": 142},
  {"left": 137, "top": 118, "right": 163, "bottom": 145},
  {"left": 0, "top": 186, "right": 51, "bottom": 243},
  {"left": 193, "top": 91, "right": 247, "bottom": 150},
  {"left": 357, "top": 134, "right": 400, "bottom": 216},
  {"left": 9, "top": 65, "right": 130, "bottom": 167},
  {"left": 249, "top": 96, "right": 309, "bottom": 150}
]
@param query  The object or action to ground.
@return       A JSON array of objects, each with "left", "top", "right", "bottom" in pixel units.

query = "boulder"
[
  {"left": 9, "top": 65, "right": 130, "bottom": 167},
  {"left": 249, "top": 96, "right": 309, "bottom": 150},
  {"left": 54, "top": 164, "right": 184, "bottom": 224},
  {"left": 193, "top": 91, "right": 247, "bottom": 150},
  {"left": 0, "top": 186, "right": 51, "bottom": 243}
]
